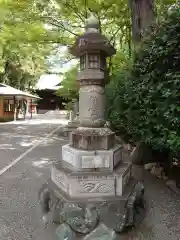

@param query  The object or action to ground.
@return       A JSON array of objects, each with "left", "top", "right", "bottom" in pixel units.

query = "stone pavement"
[{"left": 0, "top": 114, "right": 179, "bottom": 240}]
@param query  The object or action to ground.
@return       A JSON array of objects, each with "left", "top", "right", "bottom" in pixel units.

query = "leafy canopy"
[
  {"left": 106, "top": 5, "right": 180, "bottom": 153},
  {"left": 50, "top": 0, "right": 177, "bottom": 99},
  {"left": 0, "top": 0, "right": 54, "bottom": 89},
  {"left": 56, "top": 66, "right": 79, "bottom": 101},
  {"left": 0, "top": 0, "right": 177, "bottom": 91}
]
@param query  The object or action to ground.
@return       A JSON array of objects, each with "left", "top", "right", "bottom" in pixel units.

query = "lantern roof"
[{"left": 70, "top": 14, "right": 116, "bottom": 57}]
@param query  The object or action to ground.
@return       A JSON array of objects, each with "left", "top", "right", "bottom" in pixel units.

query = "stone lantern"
[{"left": 39, "top": 14, "right": 145, "bottom": 238}]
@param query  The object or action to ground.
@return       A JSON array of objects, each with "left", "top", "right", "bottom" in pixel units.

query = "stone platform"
[
  {"left": 39, "top": 176, "right": 144, "bottom": 235},
  {"left": 39, "top": 158, "right": 145, "bottom": 237},
  {"left": 38, "top": 131, "right": 145, "bottom": 238},
  {"left": 51, "top": 161, "right": 132, "bottom": 198},
  {"left": 39, "top": 128, "right": 145, "bottom": 238}
]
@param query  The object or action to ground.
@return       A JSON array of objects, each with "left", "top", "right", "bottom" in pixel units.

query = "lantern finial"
[{"left": 86, "top": 13, "right": 100, "bottom": 32}]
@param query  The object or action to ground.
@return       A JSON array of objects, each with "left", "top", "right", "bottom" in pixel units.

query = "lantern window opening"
[
  {"left": 88, "top": 54, "right": 100, "bottom": 69},
  {"left": 80, "top": 54, "right": 86, "bottom": 70},
  {"left": 100, "top": 55, "right": 106, "bottom": 71}
]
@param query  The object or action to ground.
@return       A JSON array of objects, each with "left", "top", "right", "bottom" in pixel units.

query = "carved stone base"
[
  {"left": 38, "top": 179, "right": 145, "bottom": 238},
  {"left": 71, "top": 127, "right": 115, "bottom": 150},
  {"left": 62, "top": 143, "right": 122, "bottom": 170},
  {"left": 51, "top": 161, "right": 132, "bottom": 198}
]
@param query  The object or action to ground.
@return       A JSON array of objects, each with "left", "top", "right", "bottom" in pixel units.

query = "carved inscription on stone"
[
  {"left": 81, "top": 156, "right": 94, "bottom": 168},
  {"left": 88, "top": 107, "right": 100, "bottom": 117},
  {"left": 93, "top": 155, "right": 110, "bottom": 168},
  {"left": 79, "top": 86, "right": 105, "bottom": 123},
  {"left": 81, "top": 155, "right": 110, "bottom": 168},
  {"left": 89, "top": 95, "right": 97, "bottom": 104},
  {"left": 88, "top": 94, "right": 100, "bottom": 117}
]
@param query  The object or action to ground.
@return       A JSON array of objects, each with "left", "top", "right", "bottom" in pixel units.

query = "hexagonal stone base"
[
  {"left": 62, "top": 144, "right": 122, "bottom": 170},
  {"left": 51, "top": 161, "right": 132, "bottom": 198},
  {"left": 38, "top": 178, "right": 145, "bottom": 235}
]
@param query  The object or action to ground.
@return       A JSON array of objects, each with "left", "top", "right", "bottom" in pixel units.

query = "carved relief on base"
[{"left": 69, "top": 175, "right": 115, "bottom": 198}]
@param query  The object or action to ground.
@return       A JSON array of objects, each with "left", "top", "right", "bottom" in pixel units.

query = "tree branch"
[
  {"left": 60, "top": 0, "right": 86, "bottom": 23},
  {"left": 48, "top": 16, "right": 84, "bottom": 29},
  {"left": 45, "top": 17, "right": 80, "bottom": 37},
  {"left": 101, "top": 3, "right": 113, "bottom": 17},
  {"left": 109, "top": 27, "right": 122, "bottom": 43}
]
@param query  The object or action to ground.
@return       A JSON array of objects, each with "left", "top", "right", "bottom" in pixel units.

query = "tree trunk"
[{"left": 129, "top": 0, "right": 155, "bottom": 43}]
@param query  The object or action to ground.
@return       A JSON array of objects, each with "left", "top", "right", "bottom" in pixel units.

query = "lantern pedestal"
[
  {"left": 39, "top": 162, "right": 144, "bottom": 236},
  {"left": 39, "top": 130, "right": 145, "bottom": 237}
]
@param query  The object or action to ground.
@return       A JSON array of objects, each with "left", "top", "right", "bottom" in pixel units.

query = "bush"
[
  {"left": 105, "top": 70, "right": 132, "bottom": 141},
  {"left": 106, "top": 7, "right": 180, "bottom": 153}
]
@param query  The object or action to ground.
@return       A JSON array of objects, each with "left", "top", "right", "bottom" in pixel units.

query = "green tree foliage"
[
  {"left": 36, "top": 0, "right": 133, "bottom": 70},
  {"left": 56, "top": 66, "right": 79, "bottom": 100},
  {"left": 0, "top": 0, "right": 54, "bottom": 90},
  {"left": 42, "top": 0, "right": 132, "bottom": 100},
  {"left": 0, "top": 0, "right": 176, "bottom": 91},
  {"left": 106, "top": 6, "right": 180, "bottom": 153},
  {"left": 42, "top": 0, "right": 176, "bottom": 98},
  {"left": 105, "top": 70, "right": 131, "bottom": 140},
  {"left": 35, "top": 0, "right": 177, "bottom": 50}
]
